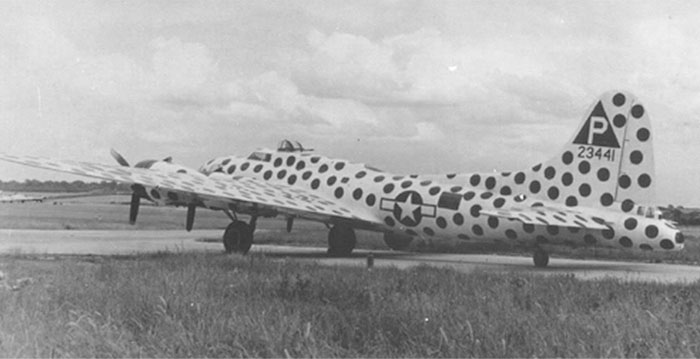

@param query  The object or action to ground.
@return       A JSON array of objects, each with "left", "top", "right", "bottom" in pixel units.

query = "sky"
[{"left": 1, "top": 0, "right": 699, "bottom": 205}]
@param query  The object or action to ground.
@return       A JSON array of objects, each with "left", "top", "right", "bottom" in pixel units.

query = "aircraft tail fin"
[{"left": 521, "top": 90, "right": 655, "bottom": 209}]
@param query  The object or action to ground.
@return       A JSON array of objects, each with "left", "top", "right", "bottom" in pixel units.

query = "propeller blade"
[
  {"left": 129, "top": 192, "right": 140, "bottom": 224},
  {"left": 110, "top": 148, "right": 130, "bottom": 167},
  {"left": 286, "top": 217, "right": 294, "bottom": 233},
  {"left": 186, "top": 204, "right": 196, "bottom": 232}
]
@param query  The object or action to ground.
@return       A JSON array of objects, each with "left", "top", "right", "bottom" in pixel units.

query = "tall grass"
[{"left": 1, "top": 252, "right": 699, "bottom": 357}]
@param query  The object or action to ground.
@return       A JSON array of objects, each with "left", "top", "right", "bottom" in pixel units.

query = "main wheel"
[
  {"left": 327, "top": 224, "right": 356, "bottom": 257},
  {"left": 383, "top": 232, "right": 413, "bottom": 251},
  {"left": 533, "top": 248, "right": 549, "bottom": 268},
  {"left": 223, "top": 220, "right": 254, "bottom": 254}
]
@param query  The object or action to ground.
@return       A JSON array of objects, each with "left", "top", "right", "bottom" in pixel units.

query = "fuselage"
[{"left": 183, "top": 148, "right": 684, "bottom": 253}]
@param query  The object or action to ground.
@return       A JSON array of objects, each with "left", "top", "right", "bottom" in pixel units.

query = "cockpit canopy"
[{"left": 277, "top": 139, "right": 311, "bottom": 152}]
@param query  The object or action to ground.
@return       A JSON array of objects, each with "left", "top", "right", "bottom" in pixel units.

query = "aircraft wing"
[
  {"left": 0, "top": 154, "right": 382, "bottom": 226},
  {"left": 480, "top": 207, "right": 610, "bottom": 230}
]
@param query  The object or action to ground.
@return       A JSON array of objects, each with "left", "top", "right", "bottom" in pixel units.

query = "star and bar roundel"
[{"left": 380, "top": 190, "right": 436, "bottom": 226}]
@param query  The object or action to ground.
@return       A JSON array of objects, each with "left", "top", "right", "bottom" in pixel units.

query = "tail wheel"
[
  {"left": 223, "top": 220, "right": 254, "bottom": 254},
  {"left": 383, "top": 232, "right": 413, "bottom": 251},
  {"left": 327, "top": 224, "right": 356, "bottom": 257},
  {"left": 533, "top": 248, "right": 550, "bottom": 268}
]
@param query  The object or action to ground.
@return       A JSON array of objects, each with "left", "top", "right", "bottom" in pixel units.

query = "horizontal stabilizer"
[{"left": 480, "top": 207, "right": 610, "bottom": 230}]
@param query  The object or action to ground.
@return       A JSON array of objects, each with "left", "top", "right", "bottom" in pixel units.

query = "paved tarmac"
[{"left": 2, "top": 229, "right": 700, "bottom": 284}]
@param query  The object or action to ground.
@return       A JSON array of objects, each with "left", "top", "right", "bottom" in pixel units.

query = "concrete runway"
[{"left": 2, "top": 229, "right": 700, "bottom": 284}]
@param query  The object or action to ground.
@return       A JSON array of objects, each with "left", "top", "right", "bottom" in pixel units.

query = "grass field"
[
  {"left": 1, "top": 252, "right": 699, "bottom": 357},
  {"left": 1, "top": 196, "right": 699, "bottom": 264}
]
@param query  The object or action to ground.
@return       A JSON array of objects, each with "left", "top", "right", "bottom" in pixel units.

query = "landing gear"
[
  {"left": 533, "top": 247, "right": 550, "bottom": 268},
  {"left": 383, "top": 232, "right": 413, "bottom": 251},
  {"left": 223, "top": 220, "right": 254, "bottom": 254},
  {"left": 327, "top": 224, "right": 356, "bottom": 257}
]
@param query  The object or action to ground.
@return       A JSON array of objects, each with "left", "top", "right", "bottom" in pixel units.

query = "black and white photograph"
[{"left": 1, "top": 1, "right": 699, "bottom": 357}]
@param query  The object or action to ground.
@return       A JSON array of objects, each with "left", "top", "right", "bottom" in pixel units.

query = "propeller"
[
  {"left": 186, "top": 204, "right": 196, "bottom": 232},
  {"left": 110, "top": 149, "right": 144, "bottom": 225},
  {"left": 286, "top": 217, "right": 294, "bottom": 233}
]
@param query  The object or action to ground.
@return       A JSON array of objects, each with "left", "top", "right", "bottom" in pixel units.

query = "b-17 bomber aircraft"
[{"left": 0, "top": 91, "right": 684, "bottom": 267}]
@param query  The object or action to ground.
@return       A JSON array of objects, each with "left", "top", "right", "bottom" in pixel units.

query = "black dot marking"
[
  {"left": 619, "top": 236, "right": 632, "bottom": 248},
  {"left": 613, "top": 93, "right": 626, "bottom": 106},
  {"left": 565, "top": 196, "right": 578, "bottom": 206},
  {"left": 660, "top": 239, "right": 674, "bottom": 250},
  {"left": 561, "top": 172, "right": 573, "bottom": 186},
  {"left": 463, "top": 191, "right": 475, "bottom": 201},
  {"left": 383, "top": 183, "right": 395, "bottom": 194},
  {"left": 227, "top": 165, "right": 236, "bottom": 174},
  {"left": 334, "top": 187, "right": 344, "bottom": 199},
  {"left": 392, "top": 176, "right": 404, "bottom": 181},
  {"left": 374, "top": 176, "right": 386, "bottom": 183},
  {"left": 253, "top": 164, "right": 263, "bottom": 173},
  {"left": 645, "top": 225, "right": 658, "bottom": 238},
  {"left": 544, "top": 166, "right": 556, "bottom": 179},
  {"left": 631, "top": 105, "right": 644, "bottom": 118},
  {"left": 453, "top": 213, "right": 464, "bottom": 225},
  {"left": 638, "top": 174, "right": 651, "bottom": 188},
  {"left": 532, "top": 164, "right": 542, "bottom": 172},
  {"left": 514, "top": 172, "right": 526, "bottom": 184},
  {"left": 458, "top": 234, "right": 470, "bottom": 240},
  {"left": 310, "top": 156, "right": 320, "bottom": 164},
  {"left": 222, "top": 159, "right": 231, "bottom": 166},
  {"left": 277, "top": 170, "right": 287, "bottom": 179},
  {"left": 385, "top": 217, "right": 395, "bottom": 226},
  {"left": 335, "top": 162, "right": 345, "bottom": 170},
  {"left": 546, "top": 225, "right": 559, "bottom": 235},
  {"left": 480, "top": 192, "right": 493, "bottom": 199},
  {"left": 487, "top": 216, "right": 499, "bottom": 229},
  {"left": 630, "top": 151, "right": 643, "bottom": 165},
  {"left": 493, "top": 197, "right": 506, "bottom": 208},
  {"left": 296, "top": 161, "right": 306, "bottom": 171},
  {"left": 427, "top": 186, "right": 440, "bottom": 195},
  {"left": 584, "top": 234, "right": 597, "bottom": 245},
  {"left": 274, "top": 158, "right": 282, "bottom": 167},
  {"left": 436, "top": 217, "right": 447, "bottom": 229},
  {"left": 470, "top": 204, "right": 482, "bottom": 218},
  {"left": 472, "top": 225, "right": 483, "bottom": 236},
  {"left": 637, "top": 128, "right": 650, "bottom": 142},
  {"left": 423, "top": 227, "right": 435, "bottom": 236},
  {"left": 319, "top": 164, "right": 328, "bottom": 173},
  {"left": 562, "top": 151, "right": 573, "bottom": 165},
  {"left": 597, "top": 168, "right": 610, "bottom": 181},
  {"left": 150, "top": 190, "right": 161, "bottom": 199},
  {"left": 500, "top": 186, "right": 512, "bottom": 195},
  {"left": 327, "top": 176, "right": 337, "bottom": 186},
  {"left": 618, "top": 175, "right": 631, "bottom": 189},
  {"left": 547, "top": 186, "right": 559, "bottom": 200},
  {"left": 578, "top": 161, "right": 590, "bottom": 174},
  {"left": 366, "top": 194, "right": 376, "bottom": 206},
  {"left": 287, "top": 175, "right": 297, "bottom": 185},
  {"left": 523, "top": 224, "right": 535, "bottom": 233},
  {"left": 286, "top": 156, "right": 296, "bottom": 166},
  {"left": 353, "top": 188, "right": 363, "bottom": 200},
  {"left": 602, "top": 228, "right": 615, "bottom": 239},
  {"left": 302, "top": 171, "right": 313, "bottom": 180},
  {"left": 451, "top": 186, "right": 463, "bottom": 193},
  {"left": 241, "top": 163, "right": 250, "bottom": 171},
  {"left": 624, "top": 217, "right": 637, "bottom": 230},
  {"left": 470, "top": 175, "right": 480, "bottom": 186},
  {"left": 579, "top": 183, "right": 591, "bottom": 197},
  {"left": 621, "top": 199, "right": 634, "bottom": 212},
  {"left": 264, "top": 170, "right": 273, "bottom": 180},
  {"left": 505, "top": 229, "right": 517, "bottom": 239},
  {"left": 600, "top": 193, "right": 613, "bottom": 207},
  {"left": 355, "top": 171, "right": 366, "bottom": 179},
  {"left": 420, "top": 180, "right": 431, "bottom": 186},
  {"left": 613, "top": 114, "right": 626, "bottom": 128},
  {"left": 400, "top": 181, "right": 412, "bottom": 188},
  {"left": 446, "top": 173, "right": 456, "bottom": 179},
  {"left": 529, "top": 181, "right": 541, "bottom": 194},
  {"left": 485, "top": 177, "right": 496, "bottom": 189},
  {"left": 311, "top": 179, "right": 320, "bottom": 189}
]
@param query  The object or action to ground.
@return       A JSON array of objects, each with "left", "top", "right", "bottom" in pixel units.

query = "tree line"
[{"left": 0, "top": 180, "right": 131, "bottom": 193}]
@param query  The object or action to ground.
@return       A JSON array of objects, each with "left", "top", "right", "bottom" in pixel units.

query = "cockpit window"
[
  {"left": 248, "top": 152, "right": 271, "bottom": 162},
  {"left": 364, "top": 165, "right": 383, "bottom": 172}
]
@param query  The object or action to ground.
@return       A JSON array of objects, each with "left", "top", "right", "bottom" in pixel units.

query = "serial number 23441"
[{"left": 577, "top": 146, "right": 616, "bottom": 161}]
